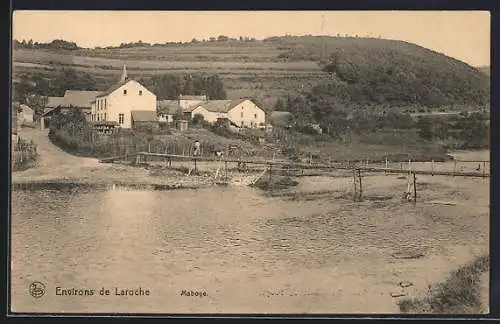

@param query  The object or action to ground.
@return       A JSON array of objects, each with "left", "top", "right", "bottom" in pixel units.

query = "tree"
[
  {"left": 274, "top": 98, "right": 285, "bottom": 111},
  {"left": 173, "top": 107, "right": 185, "bottom": 121},
  {"left": 417, "top": 118, "right": 434, "bottom": 141},
  {"left": 191, "top": 113, "right": 205, "bottom": 126},
  {"left": 26, "top": 95, "right": 48, "bottom": 118},
  {"left": 217, "top": 35, "right": 229, "bottom": 42}
]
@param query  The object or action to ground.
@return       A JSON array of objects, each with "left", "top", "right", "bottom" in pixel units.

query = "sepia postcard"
[{"left": 10, "top": 10, "right": 490, "bottom": 315}]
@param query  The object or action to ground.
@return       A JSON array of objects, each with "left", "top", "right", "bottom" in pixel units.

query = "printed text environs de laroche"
[{"left": 55, "top": 286, "right": 150, "bottom": 296}]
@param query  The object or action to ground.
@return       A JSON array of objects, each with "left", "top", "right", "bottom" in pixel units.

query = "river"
[{"left": 11, "top": 173, "right": 489, "bottom": 314}]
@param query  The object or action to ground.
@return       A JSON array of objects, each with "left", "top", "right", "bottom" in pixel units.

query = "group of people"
[{"left": 191, "top": 140, "right": 225, "bottom": 159}]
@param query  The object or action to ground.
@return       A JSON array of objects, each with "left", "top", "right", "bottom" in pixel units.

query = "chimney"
[{"left": 120, "top": 64, "right": 128, "bottom": 82}]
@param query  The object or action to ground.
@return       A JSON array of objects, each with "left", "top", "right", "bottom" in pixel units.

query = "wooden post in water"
[
  {"left": 413, "top": 172, "right": 417, "bottom": 203},
  {"left": 168, "top": 158, "right": 172, "bottom": 168},
  {"left": 453, "top": 160, "right": 457, "bottom": 177},
  {"left": 358, "top": 169, "right": 363, "bottom": 201},
  {"left": 194, "top": 158, "right": 197, "bottom": 174},
  {"left": 353, "top": 169, "right": 357, "bottom": 201},
  {"left": 431, "top": 160, "right": 434, "bottom": 176},
  {"left": 483, "top": 161, "right": 486, "bottom": 176}
]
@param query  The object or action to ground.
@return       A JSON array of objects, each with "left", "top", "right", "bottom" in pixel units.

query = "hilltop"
[
  {"left": 478, "top": 66, "right": 490, "bottom": 76},
  {"left": 12, "top": 36, "right": 489, "bottom": 110}
]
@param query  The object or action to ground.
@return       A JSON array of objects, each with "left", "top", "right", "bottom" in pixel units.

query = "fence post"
[
  {"left": 413, "top": 172, "right": 417, "bottom": 203},
  {"left": 453, "top": 160, "right": 457, "bottom": 177},
  {"left": 194, "top": 158, "right": 197, "bottom": 173},
  {"left": 225, "top": 160, "right": 228, "bottom": 182},
  {"left": 269, "top": 163, "right": 273, "bottom": 182},
  {"left": 385, "top": 156, "right": 388, "bottom": 175},
  {"left": 483, "top": 161, "right": 486, "bottom": 176}
]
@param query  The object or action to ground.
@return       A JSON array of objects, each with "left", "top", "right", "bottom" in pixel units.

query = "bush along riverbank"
[{"left": 397, "top": 254, "right": 489, "bottom": 314}]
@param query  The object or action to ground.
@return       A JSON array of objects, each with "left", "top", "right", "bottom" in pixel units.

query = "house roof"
[
  {"left": 131, "top": 110, "right": 157, "bottom": 122},
  {"left": 97, "top": 78, "right": 155, "bottom": 98},
  {"left": 64, "top": 90, "right": 102, "bottom": 108},
  {"left": 157, "top": 100, "right": 182, "bottom": 114},
  {"left": 98, "top": 79, "right": 129, "bottom": 98},
  {"left": 198, "top": 100, "right": 233, "bottom": 113},
  {"left": 196, "top": 99, "right": 250, "bottom": 113},
  {"left": 46, "top": 96, "right": 67, "bottom": 108},
  {"left": 179, "top": 94, "right": 207, "bottom": 101}
]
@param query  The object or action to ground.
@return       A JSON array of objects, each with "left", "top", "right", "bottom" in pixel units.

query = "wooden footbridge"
[{"left": 99, "top": 151, "right": 490, "bottom": 178}]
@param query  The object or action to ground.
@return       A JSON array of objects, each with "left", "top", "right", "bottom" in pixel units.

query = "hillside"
[
  {"left": 478, "top": 66, "right": 490, "bottom": 76},
  {"left": 12, "top": 36, "right": 489, "bottom": 110}
]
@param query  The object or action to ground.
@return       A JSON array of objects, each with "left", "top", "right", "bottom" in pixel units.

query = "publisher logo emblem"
[{"left": 29, "top": 281, "right": 45, "bottom": 298}]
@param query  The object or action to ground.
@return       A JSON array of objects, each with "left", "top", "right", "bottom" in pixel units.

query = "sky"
[{"left": 12, "top": 11, "right": 490, "bottom": 67}]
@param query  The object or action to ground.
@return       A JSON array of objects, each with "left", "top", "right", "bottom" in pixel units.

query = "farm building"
[
  {"left": 179, "top": 95, "right": 207, "bottom": 110},
  {"left": 157, "top": 100, "right": 181, "bottom": 124},
  {"left": 131, "top": 110, "right": 159, "bottom": 130},
  {"left": 90, "top": 65, "right": 157, "bottom": 129},
  {"left": 184, "top": 99, "right": 266, "bottom": 128},
  {"left": 63, "top": 90, "right": 102, "bottom": 118}
]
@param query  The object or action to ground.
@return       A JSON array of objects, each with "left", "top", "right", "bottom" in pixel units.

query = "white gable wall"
[
  {"left": 227, "top": 100, "right": 266, "bottom": 128},
  {"left": 93, "top": 80, "right": 156, "bottom": 128},
  {"left": 191, "top": 106, "right": 225, "bottom": 123}
]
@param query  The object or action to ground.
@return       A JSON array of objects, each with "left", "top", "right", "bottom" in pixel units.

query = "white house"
[
  {"left": 186, "top": 99, "right": 265, "bottom": 128},
  {"left": 90, "top": 65, "right": 157, "bottom": 129},
  {"left": 226, "top": 99, "right": 266, "bottom": 128}
]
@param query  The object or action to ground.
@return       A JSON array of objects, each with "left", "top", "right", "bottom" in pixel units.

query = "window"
[
  {"left": 254, "top": 113, "right": 257, "bottom": 119},
  {"left": 104, "top": 113, "right": 107, "bottom": 120},
  {"left": 139, "top": 90, "right": 143, "bottom": 96},
  {"left": 104, "top": 99, "right": 107, "bottom": 109},
  {"left": 123, "top": 89, "right": 127, "bottom": 95},
  {"left": 97, "top": 100, "right": 100, "bottom": 110},
  {"left": 119, "top": 113, "right": 124, "bottom": 124}
]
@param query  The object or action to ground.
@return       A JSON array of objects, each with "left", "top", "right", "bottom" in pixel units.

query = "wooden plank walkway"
[{"left": 99, "top": 152, "right": 490, "bottom": 178}]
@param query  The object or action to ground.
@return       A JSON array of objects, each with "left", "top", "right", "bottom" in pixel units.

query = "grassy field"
[{"left": 12, "top": 44, "right": 327, "bottom": 108}]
